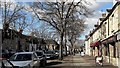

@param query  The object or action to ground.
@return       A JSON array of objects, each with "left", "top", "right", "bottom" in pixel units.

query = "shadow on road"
[{"left": 46, "top": 61, "right": 62, "bottom": 66}]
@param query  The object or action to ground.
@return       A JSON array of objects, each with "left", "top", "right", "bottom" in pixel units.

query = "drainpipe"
[{"left": 108, "top": 17, "right": 110, "bottom": 63}]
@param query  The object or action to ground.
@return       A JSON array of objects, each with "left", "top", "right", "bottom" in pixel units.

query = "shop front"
[
  {"left": 102, "top": 35, "right": 117, "bottom": 66},
  {"left": 90, "top": 41, "right": 101, "bottom": 56},
  {"left": 116, "top": 31, "right": 120, "bottom": 67}
]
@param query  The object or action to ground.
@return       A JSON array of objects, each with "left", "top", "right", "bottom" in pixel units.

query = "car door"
[{"left": 32, "top": 53, "right": 40, "bottom": 68}]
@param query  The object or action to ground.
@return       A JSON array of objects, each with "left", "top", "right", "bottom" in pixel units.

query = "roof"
[{"left": 87, "top": 2, "right": 120, "bottom": 38}]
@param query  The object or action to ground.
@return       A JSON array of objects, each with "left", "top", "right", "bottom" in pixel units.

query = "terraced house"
[{"left": 85, "top": 2, "right": 120, "bottom": 67}]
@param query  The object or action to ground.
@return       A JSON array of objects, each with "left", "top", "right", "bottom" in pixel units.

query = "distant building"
[
  {"left": 1, "top": 29, "right": 47, "bottom": 52},
  {"left": 44, "top": 39, "right": 59, "bottom": 50}
]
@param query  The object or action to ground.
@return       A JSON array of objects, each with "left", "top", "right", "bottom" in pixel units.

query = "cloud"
[
  {"left": 81, "top": 6, "right": 103, "bottom": 39},
  {"left": 80, "top": 1, "right": 114, "bottom": 40},
  {"left": 0, "top": 0, "right": 114, "bottom": 2},
  {"left": 1, "top": 0, "right": 16, "bottom": 3}
]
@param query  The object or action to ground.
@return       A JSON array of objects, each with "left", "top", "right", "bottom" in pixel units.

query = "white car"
[{"left": 4, "top": 52, "right": 40, "bottom": 68}]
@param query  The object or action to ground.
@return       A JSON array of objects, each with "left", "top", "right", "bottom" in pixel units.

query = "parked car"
[
  {"left": 1, "top": 49, "right": 9, "bottom": 60},
  {"left": 35, "top": 51, "right": 47, "bottom": 66},
  {"left": 8, "top": 49, "right": 16, "bottom": 58},
  {"left": 44, "top": 51, "right": 56, "bottom": 60},
  {"left": 54, "top": 50, "right": 59, "bottom": 57},
  {"left": 4, "top": 52, "right": 40, "bottom": 68}
]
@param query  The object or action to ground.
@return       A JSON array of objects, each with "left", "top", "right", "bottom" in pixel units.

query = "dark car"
[
  {"left": 1, "top": 50, "right": 9, "bottom": 60},
  {"left": 44, "top": 51, "right": 56, "bottom": 60},
  {"left": 54, "top": 50, "right": 59, "bottom": 57},
  {"left": 8, "top": 49, "right": 16, "bottom": 58},
  {"left": 35, "top": 51, "right": 47, "bottom": 66}
]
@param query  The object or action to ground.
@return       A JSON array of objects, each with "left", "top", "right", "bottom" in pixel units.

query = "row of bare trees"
[
  {"left": 0, "top": 2, "right": 33, "bottom": 35},
  {"left": 1, "top": 0, "right": 93, "bottom": 60},
  {"left": 29, "top": 0, "right": 93, "bottom": 59}
]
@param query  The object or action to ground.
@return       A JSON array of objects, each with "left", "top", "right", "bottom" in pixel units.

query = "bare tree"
[
  {"left": 1, "top": 2, "right": 34, "bottom": 33},
  {"left": 1, "top": 2, "right": 24, "bottom": 30},
  {"left": 32, "top": 23, "right": 52, "bottom": 39},
  {"left": 66, "top": 20, "right": 85, "bottom": 55},
  {"left": 30, "top": 0, "right": 93, "bottom": 59},
  {"left": 1, "top": 2, "right": 36, "bottom": 51}
]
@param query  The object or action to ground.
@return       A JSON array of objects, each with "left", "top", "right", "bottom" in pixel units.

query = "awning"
[
  {"left": 102, "top": 35, "right": 116, "bottom": 44},
  {"left": 90, "top": 41, "right": 101, "bottom": 47},
  {"left": 107, "top": 35, "right": 116, "bottom": 44},
  {"left": 102, "top": 40, "right": 108, "bottom": 44}
]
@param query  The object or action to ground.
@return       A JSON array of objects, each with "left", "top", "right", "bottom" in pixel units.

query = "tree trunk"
[
  {"left": 59, "top": 32, "right": 64, "bottom": 60},
  {"left": 64, "top": 34, "right": 67, "bottom": 56},
  {"left": 70, "top": 40, "right": 74, "bottom": 55}
]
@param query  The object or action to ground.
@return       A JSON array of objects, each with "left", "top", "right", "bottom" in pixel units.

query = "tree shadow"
[{"left": 46, "top": 61, "right": 62, "bottom": 66}]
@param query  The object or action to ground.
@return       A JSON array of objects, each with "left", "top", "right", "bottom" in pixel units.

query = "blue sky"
[
  {"left": 0, "top": 1, "right": 115, "bottom": 40},
  {"left": 97, "top": 2, "right": 113, "bottom": 11}
]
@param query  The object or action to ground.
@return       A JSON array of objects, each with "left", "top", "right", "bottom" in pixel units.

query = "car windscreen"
[
  {"left": 36, "top": 52, "right": 43, "bottom": 56},
  {"left": 9, "top": 54, "right": 32, "bottom": 61}
]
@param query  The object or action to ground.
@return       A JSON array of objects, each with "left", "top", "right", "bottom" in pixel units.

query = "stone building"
[{"left": 85, "top": 2, "right": 120, "bottom": 67}]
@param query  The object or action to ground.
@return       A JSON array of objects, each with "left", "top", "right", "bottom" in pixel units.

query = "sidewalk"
[
  {"left": 45, "top": 54, "right": 118, "bottom": 68},
  {"left": 82, "top": 54, "right": 118, "bottom": 68}
]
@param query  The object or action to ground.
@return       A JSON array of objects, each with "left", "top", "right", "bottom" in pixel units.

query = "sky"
[
  {"left": 0, "top": 0, "right": 117, "bottom": 39},
  {"left": 79, "top": 2, "right": 113, "bottom": 40}
]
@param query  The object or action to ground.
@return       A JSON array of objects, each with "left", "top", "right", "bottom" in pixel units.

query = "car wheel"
[
  {"left": 32, "top": 66, "right": 35, "bottom": 68},
  {"left": 41, "top": 60, "right": 46, "bottom": 67},
  {"left": 43, "top": 61, "right": 46, "bottom": 66}
]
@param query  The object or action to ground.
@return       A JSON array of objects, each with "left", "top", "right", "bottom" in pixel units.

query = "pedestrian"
[{"left": 95, "top": 51, "right": 103, "bottom": 66}]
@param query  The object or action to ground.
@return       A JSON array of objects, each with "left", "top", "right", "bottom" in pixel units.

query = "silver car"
[{"left": 4, "top": 52, "right": 40, "bottom": 68}]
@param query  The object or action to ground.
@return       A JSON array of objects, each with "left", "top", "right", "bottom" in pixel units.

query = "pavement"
[{"left": 45, "top": 53, "right": 118, "bottom": 68}]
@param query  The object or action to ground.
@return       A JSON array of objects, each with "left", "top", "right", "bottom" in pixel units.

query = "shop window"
[
  {"left": 118, "top": 23, "right": 120, "bottom": 29},
  {"left": 112, "top": 14, "right": 114, "bottom": 17},
  {"left": 93, "top": 47, "right": 95, "bottom": 50}
]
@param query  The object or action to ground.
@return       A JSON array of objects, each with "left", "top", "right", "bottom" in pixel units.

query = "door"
[
  {"left": 118, "top": 51, "right": 120, "bottom": 68},
  {"left": 118, "top": 42, "right": 120, "bottom": 68}
]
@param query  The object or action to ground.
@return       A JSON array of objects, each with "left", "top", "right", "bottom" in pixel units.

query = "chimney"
[
  {"left": 3, "top": 23, "right": 9, "bottom": 30},
  {"left": 94, "top": 24, "right": 99, "bottom": 27},
  {"left": 19, "top": 29, "right": 23, "bottom": 34},
  {"left": 99, "top": 18, "right": 105, "bottom": 21},
  {"left": 106, "top": 9, "right": 112, "bottom": 13},
  {"left": 102, "top": 13, "right": 106, "bottom": 18}
]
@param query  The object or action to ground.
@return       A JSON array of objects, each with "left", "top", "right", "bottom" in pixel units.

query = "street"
[
  {"left": 45, "top": 54, "right": 118, "bottom": 68},
  {"left": 1, "top": 1, "right": 120, "bottom": 68}
]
